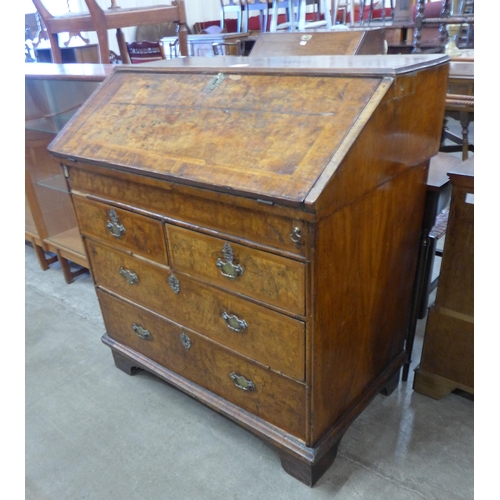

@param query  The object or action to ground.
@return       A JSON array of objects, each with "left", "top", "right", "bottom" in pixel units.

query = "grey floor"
[{"left": 25, "top": 241, "right": 473, "bottom": 498}]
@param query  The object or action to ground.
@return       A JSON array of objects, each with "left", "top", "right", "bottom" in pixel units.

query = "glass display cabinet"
[{"left": 25, "top": 64, "right": 113, "bottom": 283}]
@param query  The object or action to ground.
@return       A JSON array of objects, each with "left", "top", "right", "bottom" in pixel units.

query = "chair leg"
[
  {"left": 95, "top": 28, "right": 111, "bottom": 64},
  {"left": 47, "top": 32, "right": 63, "bottom": 63},
  {"left": 116, "top": 28, "right": 130, "bottom": 64}
]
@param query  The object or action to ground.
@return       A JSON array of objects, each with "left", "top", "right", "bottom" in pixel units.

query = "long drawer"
[
  {"left": 87, "top": 239, "right": 306, "bottom": 381},
  {"left": 167, "top": 224, "right": 306, "bottom": 315},
  {"left": 97, "top": 289, "right": 307, "bottom": 440}
]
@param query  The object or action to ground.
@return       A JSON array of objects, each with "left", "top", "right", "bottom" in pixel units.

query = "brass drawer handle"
[
  {"left": 222, "top": 312, "right": 248, "bottom": 333},
  {"left": 106, "top": 208, "right": 126, "bottom": 239},
  {"left": 132, "top": 323, "right": 151, "bottom": 340},
  {"left": 230, "top": 372, "right": 255, "bottom": 391},
  {"left": 120, "top": 267, "right": 139, "bottom": 285},
  {"left": 216, "top": 242, "right": 243, "bottom": 279},
  {"left": 290, "top": 226, "right": 301, "bottom": 244}
]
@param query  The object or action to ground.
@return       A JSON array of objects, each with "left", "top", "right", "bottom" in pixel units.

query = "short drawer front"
[
  {"left": 98, "top": 290, "right": 306, "bottom": 440},
  {"left": 67, "top": 163, "right": 308, "bottom": 257},
  {"left": 167, "top": 225, "right": 306, "bottom": 315},
  {"left": 74, "top": 196, "right": 168, "bottom": 264},
  {"left": 87, "top": 239, "right": 305, "bottom": 381}
]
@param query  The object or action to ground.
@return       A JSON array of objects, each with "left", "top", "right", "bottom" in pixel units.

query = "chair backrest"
[
  {"left": 412, "top": 0, "right": 474, "bottom": 53},
  {"left": 126, "top": 40, "right": 166, "bottom": 63}
]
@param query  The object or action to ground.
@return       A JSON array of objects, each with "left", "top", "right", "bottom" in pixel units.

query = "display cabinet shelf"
[{"left": 25, "top": 63, "right": 113, "bottom": 283}]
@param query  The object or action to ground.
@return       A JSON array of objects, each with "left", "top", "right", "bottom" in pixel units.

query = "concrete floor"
[{"left": 25, "top": 234, "right": 474, "bottom": 499}]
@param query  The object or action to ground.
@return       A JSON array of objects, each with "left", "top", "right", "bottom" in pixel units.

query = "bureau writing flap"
[{"left": 48, "top": 55, "right": 448, "bottom": 207}]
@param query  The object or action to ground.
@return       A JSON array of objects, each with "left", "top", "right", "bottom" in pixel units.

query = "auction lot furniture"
[
  {"left": 25, "top": 63, "right": 112, "bottom": 283},
  {"left": 249, "top": 28, "right": 386, "bottom": 56},
  {"left": 414, "top": 156, "right": 474, "bottom": 399},
  {"left": 48, "top": 54, "right": 449, "bottom": 485}
]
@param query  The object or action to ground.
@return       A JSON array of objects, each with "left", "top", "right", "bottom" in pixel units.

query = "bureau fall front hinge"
[{"left": 62, "top": 164, "right": 69, "bottom": 178}]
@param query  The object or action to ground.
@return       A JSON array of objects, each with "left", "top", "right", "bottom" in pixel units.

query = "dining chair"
[
  {"left": 220, "top": 1, "right": 244, "bottom": 33},
  {"left": 269, "top": 0, "right": 305, "bottom": 31},
  {"left": 126, "top": 40, "right": 167, "bottom": 64},
  {"left": 332, "top": 0, "right": 358, "bottom": 26},
  {"left": 298, "top": 0, "right": 332, "bottom": 30},
  {"left": 31, "top": 0, "right": 188, "bottom": 64},
  {"left": 212, "top": 39, "right": 244, "bottom": 55},
  {"left": 359, "top": 0, "right": 395, "bottom": 25},
  {"left": 243, "top": 1, "right": 271, "bottom": 32}
]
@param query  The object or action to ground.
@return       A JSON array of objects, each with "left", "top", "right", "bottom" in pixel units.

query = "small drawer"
[
  {"left": 167, "top": 225, "right": 306, "bottom": 315},
  {"left": 97, "top": 290, "right": 306, "bottom": 440},
  {"left": 87, "top": 239, "right": 305, "bottom": 381},
  {"left": 74, "top": 196, "right": 168, "bottom": 264}
]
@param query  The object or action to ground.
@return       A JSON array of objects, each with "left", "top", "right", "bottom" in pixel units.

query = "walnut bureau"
[
  {"left": 249, "top": 29, "right": 386, "bottom": 57},
  {"left": 49, "top": 55, "right": 449, "bottom": 486}
]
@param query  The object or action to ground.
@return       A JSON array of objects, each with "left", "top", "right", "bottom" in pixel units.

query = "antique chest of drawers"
[{"left": 49, "top": 55, "right": 449, "bottom": 486}]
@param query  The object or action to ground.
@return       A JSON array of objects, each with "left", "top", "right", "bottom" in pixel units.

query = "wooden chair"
[
  {"left": 298, "top": 0, "right": 332, "bottom": 30},
  {"left": 332, "top": 0, "right": 358, "bottom": 26},
  {"left": 31, "top": 0, "right": 188, "bottom": 64},
  {"left": 126, "top": 40, "right": 166, "bottom": 64},
  {"left": 412, "top": 0, "right": 474, "bottom": 54},
  {"left": 269, "top": 0, "right": 303, "bottom": 31},
  {"left": 360, "top": 0, "right": 395, "bottom": 25},
  {"left": 243, "top": 1, "right": 271, "bottom": 32},
  {"left": 220, "top": 1, "right": 244, "bottom": 32},
  {"left": 212, "top": 40, "right": 244, "bottom": 55}
]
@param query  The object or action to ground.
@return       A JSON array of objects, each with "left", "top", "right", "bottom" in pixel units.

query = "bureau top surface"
[{"left": 49, "top": 55, "right": 448, "bottom": 207}]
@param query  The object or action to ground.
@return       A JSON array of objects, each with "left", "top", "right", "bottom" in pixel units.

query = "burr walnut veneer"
[{"left": 48, "top": 55, "right": 449, "bottom": 486}]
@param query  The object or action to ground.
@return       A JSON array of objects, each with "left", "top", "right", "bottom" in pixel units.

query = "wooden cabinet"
[
  {"left": 414, "top": 157, "right": 474, "bottom": 399},
  {"left": 48, "top": 55, "right": 449, "bottom": 485},
  {"left": 25, "top": 63, "right": 112, "bottom": 282}
]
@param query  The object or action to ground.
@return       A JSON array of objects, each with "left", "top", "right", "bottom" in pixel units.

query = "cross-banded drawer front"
[
  {"left": 167, "top": 225, "right": 306, "bottom": 315},
  {"left": 97, "top": 290, "right": 306, "bottom": 440},
  {"left": 87, "top": 239, "right": 305, "bottom": 381},
  {"left": 73, "top": 196, "right": 168, "bottom": 264},
  {"left": 66, "top": 163, "right": 308, "bottom": 258}
]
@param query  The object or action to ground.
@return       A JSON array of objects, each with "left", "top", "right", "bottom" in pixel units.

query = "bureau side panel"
[
  {"left": 306, "top": 63, "right": 449, "bottom": 214},
  {"left": 310, "top": 164, "right": 427, "bottom": 443}
]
